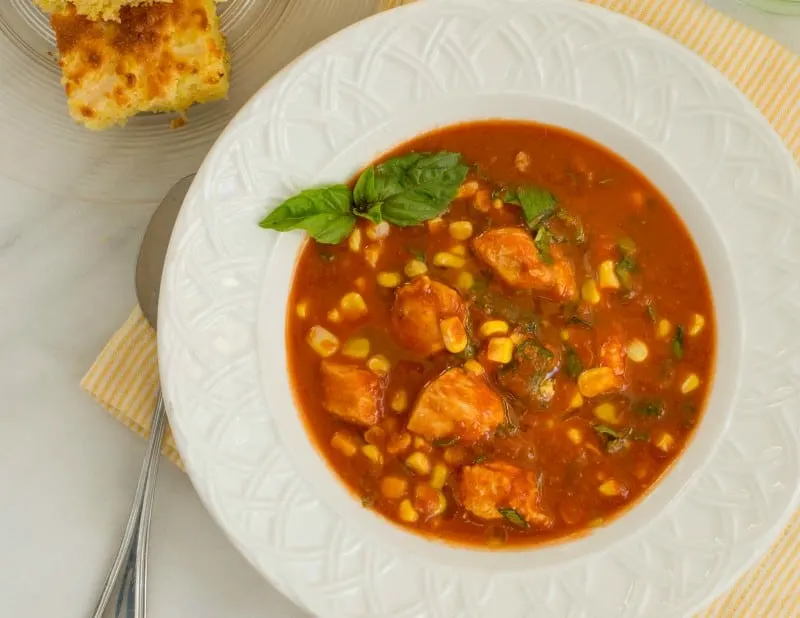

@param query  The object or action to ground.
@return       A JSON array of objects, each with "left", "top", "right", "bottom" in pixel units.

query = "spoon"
[{"left": 91, "top": 175, "right": 195, "bottom": 618}]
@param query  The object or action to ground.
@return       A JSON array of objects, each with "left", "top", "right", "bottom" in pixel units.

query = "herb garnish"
[
  {"left": 260, "top": 151, "right": 469, "bottom": 243},
  {"left": 672, "top": 325, "right": 685, "bottom": 360},
  {"left": 633, "top": 398, "right": 665, "bottom": 418},
  {"left": 593, "top": 424, "right": 629, "bottom": 453},
  {"left": 504, "top": 186, "right": 558, "bottom": 230},
  {"left": 498, "top": 507, "right": 529, "bottom": 528},
  {"left": 433, "top": 437, "right": 459, "bottom": 448},
  {"left": 533, "top": 227, "right": 553, "bottom": 264},
  {"left": 563, "top": 346, "right": 583, "bottom": 380}
]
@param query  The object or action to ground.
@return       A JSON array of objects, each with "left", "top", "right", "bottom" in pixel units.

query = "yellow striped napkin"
[{"left": 83, "top": 0, "right": 799, "bottom": 613}]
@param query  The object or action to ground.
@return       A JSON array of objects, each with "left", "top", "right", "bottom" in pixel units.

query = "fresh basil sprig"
[{"left": 260, "top": 151, "right": 469, "bottom": 244}]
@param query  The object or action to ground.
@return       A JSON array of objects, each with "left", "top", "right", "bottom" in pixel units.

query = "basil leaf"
[
  {"left": 498, "top": 507, "right": 529, "bottom": 528},
  {"left": 473, "top": 454, "right": 488, "bottom": 464},
  {"left": 371, "top": 152, "right": 469, "bottom": 226},
  {"left": 534, "top": 227, "right": 553, "bottom": 264},
  {"left": 506, "top": 186, "right": 557, "bottom": 229},
  {"left": 672, "top": 325, "right": 685, "bottom": 360},
  {"left": 260, "top": 185, "right": 356, "bottom": 244},
  {"left": 353, "top": 166, "right": 377, "bottom": 207},
  {"left": 564, "top": 347, "right": 583, "bottom": 380},
  {"left": 433, "top": 437, "right": 459, "bottom": 447},
  {"left": 594, "top": 424, "right": 624, "bottom": 441}
]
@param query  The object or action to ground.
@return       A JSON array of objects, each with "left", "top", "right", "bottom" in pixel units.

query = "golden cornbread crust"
[
  {"left": 51, "top": 0, "right": 229, "bottom": 130},
  {"left": 36, "top": 0, "right": 168, "bottom": 22}
]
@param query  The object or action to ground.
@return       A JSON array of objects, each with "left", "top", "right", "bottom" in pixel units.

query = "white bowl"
[{"left": 159, "top": 1, "right": 800, "bottom": 616}]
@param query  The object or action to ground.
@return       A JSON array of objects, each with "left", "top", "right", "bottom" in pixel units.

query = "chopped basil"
[
  {"left": 564, "top": 347, "right": 583, "bottom": 380},
  {"left": 498, "top": 507, "right": 529, "bottom": 528},
  {"left": 504, "top": 186, "right": 558, "bottom": 230},
  {"left": 672, "top": 325, "right": 685, "bottom": 360},
  {"left": 633, "top": 398, "right": 665, "bottom": 418},
  {"left": 556, "top": 209, "right": 586, "bottom": 244},
  {"left": 361, "top": 495, "right": 375, "bottom": 508},
  {"left": 433, "top": 437, "right": 459, "bottom": 448},
  {"left": 594, "top": 424, "right": 624, "bottom": 441},
  {"left": 473, "top": 454, "right": 488, "bottom": 464},
  {"left": 594, "top": 424, "right": 628, "bottom": 453},
  {"left": 645, "top": 301, "right": 657, "bottom": 323},
  {"left": 409, "top": 247, "right": 426, "bottom": 261},
  {"left": 534, "top": 227, "right": 553, "bottom": 264}
]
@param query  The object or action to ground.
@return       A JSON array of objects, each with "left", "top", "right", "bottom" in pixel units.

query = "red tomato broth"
[{"left": 285, "top": 121, "right": 715, "bottom": 547}]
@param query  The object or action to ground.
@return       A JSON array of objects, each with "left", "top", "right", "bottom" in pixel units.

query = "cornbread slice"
[
  {"left": 51, "top": 0, "right": 229, "bottom": 130},
  {"left": 36, "top": 0, "right": 168, "bottom": 22}
]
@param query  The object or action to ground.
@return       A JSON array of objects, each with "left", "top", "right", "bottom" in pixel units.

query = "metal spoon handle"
[
  {"left": 133, "top": 393, "right": 167, "bottom": 618},
  {"left": 90, "top": 391, "right": 167, "bottom": 618}
]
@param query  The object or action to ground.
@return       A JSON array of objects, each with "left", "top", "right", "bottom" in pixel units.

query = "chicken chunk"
[
  {"left": 320, "top": 361, "right": 382, "bottom": 427},
  {"left": 460, "top": 462, "right": 552, "bottom": 528},
  {"left": 407, "top": 368, "right": 504, "bottom": 442},
  {"left": 472, "top": 227, "right": 576, "bottom": 300},
  {"left": 391, "top": 276, "right": 468, "bottom": 356}
]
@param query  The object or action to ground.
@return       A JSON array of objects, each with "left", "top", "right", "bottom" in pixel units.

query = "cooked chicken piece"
[
  {"left": 321, "top": 361, "right": 382, "bottom": 427},
  {"left": 472, "top": 227, "right": 576, "bottom": 300},
  {"left": 407, "top": 368, "right": 504, "bottom": 442},
  {"left": 391, "top": 276, "right": 468, "bottom": 356},
  {"left": 460, "top": 462, "right": 552, "bottom": 528},
  {"left": 600, "top": 337, "right": 626, "bottom": 376},
  {"left": 497, "top": 339, "right": 560, "bottom": 406}
]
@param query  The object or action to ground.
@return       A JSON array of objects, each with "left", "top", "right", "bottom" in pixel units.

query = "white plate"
[{"left": 158, "top": 1, "right": 800, "bottom": 616}]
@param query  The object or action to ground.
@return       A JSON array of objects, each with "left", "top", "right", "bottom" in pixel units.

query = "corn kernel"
[
  {"left": 432, "top": 490, "right": 447, "bottom": 516},
  {"left": 440, "top": 317, "right": 468, "bottom": 353},
  {"left": 443, "top": 446, "right": 468, "bottom": 465},
  {"left": 681, "top": 373, "right": 700, "bottom": 394},
  {"left": 487, "top": 337, "right": 514, "bottom": 364},
  {"left": 654, "top": 432, "right": 675, "bottom": 453},
  {"left": 593, "top": 402, "right": 621, "bottom": 425},
  {"left": 391, "top": 389, "right": 408, "bottom": 413},
  {"left": 295, "top": 300, "right": 309, "bottom": 319},
  {"left": 456, "top": 181, "right": 479, "bottom": 199},
  {"left": 581, "top": 279, "right": 601, "bottom": 304},
  {"left": 456, "top": 271, "right": 474, "bottom": 291},
  {"left": 510, "top": 332, "right": 525, "bottom": 345},
  {"left": 364, "top": 244, "right": 381, "bottom": 268},
  {"left": 364, "top": 426, "right": 385, "bottom": 445},
  {"left": 433, "top": 252, "right": 466, "bottom": 269},
  {"left": 387, "top": 432, "right": 412, "bottom": 455},
  {"left": 598, "top": 260, "right": 620, "bottom": 289},
  {"left": 578, "top": 366, "right": 617, "bottom": 397},
  {"left": 361, "top": 444, "right": 383, "bottom": 464},
  {"left": 479, "top": 320, "right": 509, "bottom": 338},
  {"left": 348, "top": 227, "right": 362, "bottom": 252},
  {"left": 560, "top": 329, "right": 570, "bottom": 341},
  {"left": 566, "top": 428, "right": 583, "bottom": 445},
  {"left": 630, "top": 191, "right": 645, "bottom": 207},
  {"left": 430, "top": 464, "right": 449, "bottom": 490},
  {"left": 377, "top": 271, "right": 403, "bottom": 288},
  {"left": 340, "top": 292, "right": 368, "bottom": 319},
  {"left": 380, "top": 476, "right": 408, "bottom": 499},
  {"left": 473, "top": 189, "right": 491, "bottom": 212},
  {"left": 598, "top": 479, "right": 625, "bottom": 497},
  {"left": 450, "top": 244, "right": 468, "bottom": 256},
  {"left": 515, "top": 151, "right": 530, "bottom": 172},
  {"left": 355, "top": 276, "right": 366, "bottom": 291},
  {"left": 367, "top": 354, "right": 391, "bottom": 376},
  {"left": 449, "top": 221, "right": 474, "bottom": 241},
  {"left": 626, "top": 339, "right": 648, "bottom": 363},
  {"left": 657, "top": 319, "right": 671, "bottom": 339},
  {"left": 342, "top": 337, "right": 370, "bottom": 360},
  {"left": 570, "top": 391, "right": 584, "bottom": 409},
  {"left": 366, "top": 221, "right": 390, "bottom": 240},
  {"left": 492, "top": 198, "right": 503, "bottom": 209},
  {"left": 427, "top": 217, "right": 445, "bottom": 232},
  {"left": 331, "top": 432, "right": 358, "bottom": 457},
  {"left": 327, "top": 308, "right": 342, "bottom": 323},
  {"left": 306, "top": 326, "right": 339, "bottom": 357},
  {"left": 463, "top": 359, "right": 484, "bottom": 375},
  {"left": 689, "top": 313, "right": 706, "bottom": 337},
  {"left": 404, "top": 259, "right": 428, "bottom": 278},
  {"left": 406, "top": 452, "right": 431, "bottom": 475},
  {"left": 398, "top": 499, "right": 419, "bottom": 523}
]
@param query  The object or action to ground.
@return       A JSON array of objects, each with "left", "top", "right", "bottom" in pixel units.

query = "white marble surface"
[{"left": 0, "top": 3, "right": 796, "bottom": 618}]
